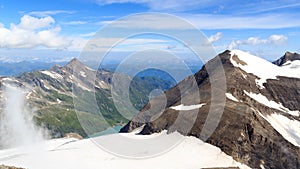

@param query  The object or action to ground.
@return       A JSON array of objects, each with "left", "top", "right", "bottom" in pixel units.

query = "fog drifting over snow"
[{"left": 0, "top": 84, "right": 47, "bottom": 149}]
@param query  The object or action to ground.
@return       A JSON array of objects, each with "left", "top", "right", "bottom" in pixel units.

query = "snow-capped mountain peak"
[
  {"left": 121, "top": 49, "right": 300, "bottom": 168},
  {"left": 273, "top": 51, "right": 300, "bottom": 66},
  {"left": 230, "top": 49, "right": 300, "bottom": 88}
]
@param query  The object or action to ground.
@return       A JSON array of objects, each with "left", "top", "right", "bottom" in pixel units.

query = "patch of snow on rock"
[
  {"left": 79, "top": 71, "right": 87, "bottom": 78},
  {"left": 97, "top": 81, "right": 109, "bottom": 89},
  {"left": 260, "top": 164, "right": 266, "bottom": 169},
  {"left": 76, "top": 83, "right": 91, "bottom": 92},
  {"left": 41, "top": 71, "right": 63, "bottom": 80},
  {"left": 1, "top": 78, "right": 19, "bottom": 83},
  {"left": 56, "top": 98, "right": 62, "bottom": 104},
  {"left": 170, "top": 103, "right": 206, "bottom": 111},
  {"left": 259, "top": 113, "right": 300, "bottom": 147},
  {"left": 244, "top": 91, "right": 299, "bottom": 116},
  {"left": 85, "top": 66, "right": 95, "bottom": 71},
  {"left": 25, "top": 92, "right": 32, "bottom": 99},
  {"left": 226, "top": 93, "right": 239, "bottom": 102},
  {"left": 40, "top": 79, "right": 51, "bottom": 90},
  {"left": 230, "top": 50, "right": 300, "bottom": 88}
]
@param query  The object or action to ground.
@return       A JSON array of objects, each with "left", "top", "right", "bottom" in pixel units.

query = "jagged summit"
[
  {"left": 49, "top": 64, "right": 62, "bottom": 72},
  {"left": 220, "top": 50, "right": 300, "bottom": 67},
  {"left": 273, "top": 51, "right": 300, "bottom": 66},
  {"left": 64, "top": 58, "right": 87, "bottom": 69}
]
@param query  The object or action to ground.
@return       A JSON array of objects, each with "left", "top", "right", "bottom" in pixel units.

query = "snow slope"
[
  {"left": 229, "top": 50, "right": 300, "bottom": 147},
  {"left": 259, "top": 113, "right": 300, "bottom": 147},
  {"left": 0, "top": 132, "right": 250, "bottom": 169},
  {"left": 244, "top": 91, "right": 300, "bottom": 116},
  {"left": 243, "top": 91, "right": 300, "bottom": 146},
  {"left": 230, "top": 50, "right": 300, "bottom": 88},
  {"left": 281, "top": 60, "right": 300, "bottom": 69}
]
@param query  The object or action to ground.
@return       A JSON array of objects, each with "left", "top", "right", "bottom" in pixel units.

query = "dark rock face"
[
  {"left": 273, "top": 51, "right": 300, "bottom": 66},
  {"left": 121, "top": 50, "right": 300, "bottom": 169}
]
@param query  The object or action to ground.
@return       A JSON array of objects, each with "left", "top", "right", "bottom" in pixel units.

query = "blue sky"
[{"left": 0, "top": 0, "right": 300, "bottom": 62}]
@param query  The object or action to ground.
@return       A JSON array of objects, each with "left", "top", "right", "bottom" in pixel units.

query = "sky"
[{"left": 0, "top": 0, "right": 300, "bottom": 63}]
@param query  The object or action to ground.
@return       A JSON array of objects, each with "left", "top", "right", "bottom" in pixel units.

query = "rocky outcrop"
[
  {"left": 120, "top": 50, "right": 300, "bottom": 169},
  {"left": 0, "top": 165, "right": 25, "bottom": 169},
  {"left": 273, "top": 51, "right": 300, "bottom": 66},
  {"left": 63, "top": 132, "right": 83, "bottom": 140}
]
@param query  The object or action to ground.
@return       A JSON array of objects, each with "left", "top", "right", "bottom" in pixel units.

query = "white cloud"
[
  {"left": 79, "top": 32, "right": 97, "bottom": 38},
  {"left": 184, "top": 13, "right": 300, "bottom": 29},
  {"left": 228, "top": 35, "right": 288, "bottom": 50},
  {"left": 268, "top": 34, "right": 288, "bottom": 44},
  {"left": 61, "top": 21, "right": 88, "bottom": 25},
  {"left": 18, "top": 15, "right": 55, "bottom": 30},
  {"left": 0, "top": 15, "right": 69, "bottom": 49},
  {"left": 95, "top": 0, "right": 221, "bottom": 12},
  {"left": 207, "top": 32, "right": 222, "bottom": 43},
  {"left": 202, "top": 32, "right": 223, "bottom": 46},
  {"left": 97, "top": 14, "right": 194, "bottom": 30},
  {"left": 241, "top": 1, "right": 300, "bottom": 14},
  {"left": 68, "top": 37, "right": 171, "bottom": 52},
  {"left": 95, "top": 0, "right": 300, "bottom": 14},
  {"left": 28, "top": 10, "right": 75, "bottom": 17},
  {"left": 98, "top": 13, "right": 300, "bottom": 30},
  {"left": 94, "top": 1, "right": 300, "bottom": 31}
]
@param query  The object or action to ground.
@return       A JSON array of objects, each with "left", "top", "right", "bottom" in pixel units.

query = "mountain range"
[
  {"left": 0, "top": 50, "right": 299, "bottom": 169},
  {"left": 0, "top": 58, "right": 174, "bottom": 138},
  {"left": 0, "top": 61, "right": 68, "bottom": 77}
]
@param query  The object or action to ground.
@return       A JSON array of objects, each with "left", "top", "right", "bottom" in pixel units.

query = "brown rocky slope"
[{"left": 120, "top": 50, "right": 300, "bottom": 169}]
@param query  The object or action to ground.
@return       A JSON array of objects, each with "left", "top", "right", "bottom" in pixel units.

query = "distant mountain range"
[
  {"left": 0, "top": 60, "right": 203, "bottom": 80},
  {"left": 0, "top": 58, "right": 175, "bottom": 138},
  {"left": 0, "top": 61, "right": 68, "bottom": 77},
  {"left": 121, "top": 50, "right": 300, "bottom": 169}
]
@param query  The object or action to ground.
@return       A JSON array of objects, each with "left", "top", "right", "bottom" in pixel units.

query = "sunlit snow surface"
[
  {"left": 0, "top": 132, "right": 250, "bottom": 169},
  {"left": 170, "top": 104, "right": 206, "bottom": 111},
  {"left": 230, "top": 50, "right": 300, "bottom": 88},
  {"left": 244, "top": 91, "right": 299, "bottom": 116},
  {"left": 244, "top": 92, "right": 300, "bottom": 146},
  {"left": 259, "top": 113, "right": 300, "bottom": 147},
  {"left": 281, "top": 60, "right": 300, "bottom": 69},
  {"left": 40, "top": 70, "right": 63, "bottom": 79},
  {"left": 226, "top": 93, "right": 239, "bottom": 102}
]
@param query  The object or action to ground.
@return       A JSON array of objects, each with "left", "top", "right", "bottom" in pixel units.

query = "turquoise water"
[{"left": 89, "top": 126, "right": 123, "bottom": 138}]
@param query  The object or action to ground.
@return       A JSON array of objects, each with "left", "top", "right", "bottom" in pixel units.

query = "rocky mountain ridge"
[
  {"left": 273, "top": 51, "right": 300, "bottom": 66},
  {"left": 120, "top": 50, "right": 300, "bottom": 169}
]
